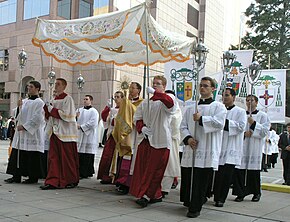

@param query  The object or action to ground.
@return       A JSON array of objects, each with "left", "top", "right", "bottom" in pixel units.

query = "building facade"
[{"left": 0, "top": 0, "right": 243, "bottom": 117}]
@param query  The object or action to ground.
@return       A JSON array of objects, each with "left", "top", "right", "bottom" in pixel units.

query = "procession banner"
[
  {"left": 215, "top": 50, "right": 254, "bottom": 109},
  {"left": 253, "top": 69, "right": 286, "bottom": 123}
]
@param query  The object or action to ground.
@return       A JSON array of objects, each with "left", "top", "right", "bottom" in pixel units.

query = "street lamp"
[
  {"left": 48, "top": 67, "right": 56, "bottom": 100},
  {"left": 17, "top": 48, "right": 27, "bottom": 169},
  {"left": 189, "top": 39, "right": 209, "bottom": 202},
  {"left": 18, "top": 49, "right": 27, "bottom": 98},
  {"left": 192, "top": 40, "right": 209, "bottom": 100},
  {"left": 48, "top": 68, "right": 56, "bottom": 88},
  {"left": 248, "top": 60, "right": 262, "bottom": 85},
  {"left": 222, "top": 51, "right": 236, "bottom": 71},
  {"left": 76, "top": 73, "right": 85, "bottom": 111},
  {"left": 220, "top": 51, "right": 237, "bottom": 97},
  {"left": 192, "top": 40, "right": 209, "bottom": 71}
]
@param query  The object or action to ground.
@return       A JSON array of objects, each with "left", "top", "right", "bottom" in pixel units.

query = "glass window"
[
  {"left": 0, "top": 49, "right": 9, "bottom": 71},
  {"left": 24, "top": 0, "right": 50, "bottom": 20},
  {"left": 58, "top": 0, "right": 71, "bottom": 19},
  {"left": 187, "top": 4, "right": 199, "bottom": 29},
  {"left": 93, "top": 0, "right": 109, "bottom": 15},
  {"left": 79, "top": 0, "right": 92, "bottom": 18},
  {"left": 0, "top": 0, "right": 17, "bottom": 25}
]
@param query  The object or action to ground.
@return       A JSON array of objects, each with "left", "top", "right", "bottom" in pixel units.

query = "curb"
[{"left": 262, "top": 183, "right": 290, "bottom": 193}]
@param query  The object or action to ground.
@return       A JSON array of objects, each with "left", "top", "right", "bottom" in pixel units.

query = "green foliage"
[{"left": 230, "top": 0, "right": 289, "bottom": 69}]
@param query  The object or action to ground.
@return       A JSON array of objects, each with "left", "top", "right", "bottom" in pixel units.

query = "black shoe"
[
  {"left": 272, "top": 164, "right": 275, "bottom": 168},
  {"left": 183, "top": 202, "right": 190, "bottom": 207},
  {"left": 161, "top": 191, "right": 168, "bottom": 198},
  {"left": 136, "top": 197, "right": 149, "bottom": 208},
  {"left": 116, "top": 187, "right": 129, "bottom": 195},
  {"left": 214, "top": 201, "right": 224, "bottom": 207},
  {"left": 234, "top": 196, "right": 244, "bottom": 202},
  {"left": 149, "top": 197, "right": 162, "bottom": 204},
  {"left": 65, "top": 183, "right": 78, "bottom": 189},
  {"left": 171, "top": 182, "right": 178, "bottom": 189},
  {"left": 251, "top": 194, "right": 261, "bottom": 202},
  {"left": 186, "top": 211, "right": 200, "bottom": 218},
  {"left": 22, "top": 178, "right": 38, "bottom": 184},
  {"left": 100, "top": 180, "right": 112, "bottom": 184},
  {"left": 40, "top": 184, "right": 57, "bottom": 190},
  {"left": 4, "top": 177, "right": 21, "bottom": 183},
  {"left": 263, "top": 169, "right": 268, "bottom": 172}
]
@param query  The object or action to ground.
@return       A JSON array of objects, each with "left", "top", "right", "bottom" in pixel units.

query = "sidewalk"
[{"left": 0, "top": 140, "right": 289, "bottom": 222}]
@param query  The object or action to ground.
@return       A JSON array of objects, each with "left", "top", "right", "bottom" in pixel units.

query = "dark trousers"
[
  {"left": 213, "top": 164, "right": 235, "bottom": 203},
  {"left": 180, "top": 167, "right": 213, "bottom": 213},
  {"left": 282, "top": 155, "right": 290, "bottom": 184},
  {"left": 232, "top": 169, "right": 261, "bottom": 197},
  {"left": 261, "top": 153, "right": 271, "bottom": 169}
]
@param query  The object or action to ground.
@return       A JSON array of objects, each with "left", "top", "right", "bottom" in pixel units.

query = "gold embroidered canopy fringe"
[{"left": 32, "top": 3, "right": 195, "bottom": 67}]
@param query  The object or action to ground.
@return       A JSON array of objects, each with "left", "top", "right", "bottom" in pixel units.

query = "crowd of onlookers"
[{"left": 0, "top": 113, "right": 16, "bottom": 141}]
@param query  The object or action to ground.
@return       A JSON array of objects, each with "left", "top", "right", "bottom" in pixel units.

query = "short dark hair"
[
  {"left": 115, "top": 91, "right": 124, "bottom": 98},
  {"left": 85, "top": 95, "right": 93, "bottom": 101},
  {"left": 246, "top": 94, "right": 258, "bottom": 102},
  {"left": 225, "top": 87, "right": 236, "bottom": 96},
  {"left": 29, "top": 80, "right": 41, "bottom": 91},
  {"left": 286, "top": 122, "right": 290, "bottom": 127},
  {"left": 201, "top": 76, "right": 216, "bottom": 88},
  {"left": 131, "top": 82, "right": 142, "bottom": 92},
  {"left": 56, "top": 78, "right": 67, "bottom": 87}
]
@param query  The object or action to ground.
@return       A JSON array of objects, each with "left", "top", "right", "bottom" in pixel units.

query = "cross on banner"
[
  {"left": 259, "top": 90, "right": 273, "bottom": 106},
  {"left": 185, "top": 85, "right": 192, "bottom": 97}
]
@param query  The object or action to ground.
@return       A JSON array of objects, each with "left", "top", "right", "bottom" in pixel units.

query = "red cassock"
[{"left": 129, "top": 139, "right": 169, "bottom": 199}]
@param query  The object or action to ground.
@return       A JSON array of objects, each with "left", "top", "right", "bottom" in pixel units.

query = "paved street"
[{"left": 0, "top": 140, "right": 289, "bottom": 222}]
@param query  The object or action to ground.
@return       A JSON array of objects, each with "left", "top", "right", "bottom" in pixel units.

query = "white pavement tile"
[
  {"left": 12, "top": 212, "right": 88, "bottom": 222},
  {"left": 56, "top": 205, "right": 120, "bottom": 221},
  {"left": 0, "top": 202, "right": 45, "bottom": 217}
]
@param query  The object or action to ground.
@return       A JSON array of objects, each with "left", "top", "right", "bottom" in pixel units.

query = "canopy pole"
[{"left": 144, "top": 1, "right": 151, "bottom": 119}]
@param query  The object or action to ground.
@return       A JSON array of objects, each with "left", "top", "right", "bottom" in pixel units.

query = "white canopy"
[{"left": 32, "top": 3, "right": 195, "bottom": 66}]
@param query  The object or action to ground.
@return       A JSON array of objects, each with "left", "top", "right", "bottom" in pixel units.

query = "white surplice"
[
  {"left": 263, "top": 130, "right": 279, "bottom": 155},
  {"left": 163, "top": 103, "right": 182, "bottom": 176},
  {"left": 45, "top": 94, "right": 78, "bottom": 142},
  {"left": 77, "top": 107, "right": 99, "bottom": 154},
  {"left": 219, "top": 106, "right": 247, "bottom": 166},
  {"left": 161, "top": 102, "right": 182, "bottom": 192},
  {"left": 240, "top": 111, "right": 271, "bottom": 170},
  {"left": 105, "top": 107, "right": 119, "bottom": 139},
  {"left": 12, "top": 98, "right": 45, "bottom": 152},
  {"left": 180, "top": 100, "right": 227, "bottom": 170},
  {"left": 133, "top": 94, "right": 176, "bottom": 149}
]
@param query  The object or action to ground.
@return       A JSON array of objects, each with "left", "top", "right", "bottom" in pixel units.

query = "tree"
[
  {"left": 230, "top": 0, "right": 289, "bottom": 69},
  {"left": 231, "top": 0, "right": 290, "bottom": 117}
]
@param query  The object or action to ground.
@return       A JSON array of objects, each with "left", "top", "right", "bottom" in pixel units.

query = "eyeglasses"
[{"left": 199, "top": 84, "right": 210, "bottom": 88}]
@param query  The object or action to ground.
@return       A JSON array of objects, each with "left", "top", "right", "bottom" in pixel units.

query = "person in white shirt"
[
  {"left": 213, "top": 88, "right": 247, "bottom": 207},
  {"left": 130, "top": 75, "right": 176, "bottom": 208},
  {"left": 97, "top": 91, "right": 123, "bottom": 184},
  {"left": 232, "top": 95, "right": 271, "bottom": 202},
  {"left": 161, "top": 90, "right": 182, "bottom": 197},
  {"left": 77, "top": 95, "right": 99, "bottom": 179},
  {"left": 40, "top": 78, "right": 79, "bottom": 190},
  {"left": 5, "top": 81, "right": 45, "bottom": 184},
  {"left": 180, "top": 76, "right": 227, "bottom": 218}
]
